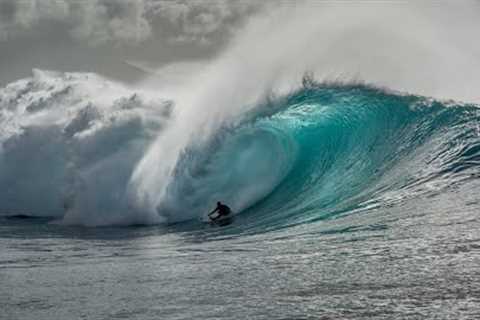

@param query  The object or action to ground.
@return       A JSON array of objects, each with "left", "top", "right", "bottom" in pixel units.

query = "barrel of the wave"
[{"left": 224, "top": 84, "right": 480, "bottom": 230}]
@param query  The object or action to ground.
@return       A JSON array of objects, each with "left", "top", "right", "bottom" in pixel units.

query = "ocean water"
[{"left": 1, "top": 70, "right": 480, "bottom": 319}]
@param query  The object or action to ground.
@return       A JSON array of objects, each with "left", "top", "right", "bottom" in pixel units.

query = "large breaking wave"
[
  {"left": 1, "top": 70, "right": 479, "bottom": 227},
  {"left": 2, "top": 2, "right": 480, "bottom": 227}
]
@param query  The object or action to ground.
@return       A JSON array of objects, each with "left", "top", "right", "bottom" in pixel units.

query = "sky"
[
  {"left": 1, "top": 0, "right": 480, "bottom": 103},
  {"left": 0, "top": 0, "right": 267, "bottom": 85}
]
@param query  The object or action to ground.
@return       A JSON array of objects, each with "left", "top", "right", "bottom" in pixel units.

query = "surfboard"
[{"left": 209, "top": 215, "right": 234, "bottom": 226}]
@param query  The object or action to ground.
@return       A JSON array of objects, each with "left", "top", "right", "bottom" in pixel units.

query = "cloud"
[
  {"left": 69, "top": 1, "right": 152, "bottom": 46},
  {"left": 148, "top": 0, "right": 264, "bottom": 44},
  {"left": 0, "top": 0, "right": 151, "bottom": 45},
  {"left": 0, "top": 0, "right": 264, "bottom": 46}
]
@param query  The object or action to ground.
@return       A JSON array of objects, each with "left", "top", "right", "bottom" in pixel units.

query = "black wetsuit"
[{"left": 217, "top": 204, "right": 231, "bottom": 217}]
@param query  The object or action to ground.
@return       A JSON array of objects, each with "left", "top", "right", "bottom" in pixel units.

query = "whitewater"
[{"left": 2, "top": 3, "right": 480, "bottom": 319}]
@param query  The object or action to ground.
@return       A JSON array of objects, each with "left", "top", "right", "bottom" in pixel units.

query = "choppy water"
[{"left": 2, "top": 178, "right": 480, "bottom": 319}]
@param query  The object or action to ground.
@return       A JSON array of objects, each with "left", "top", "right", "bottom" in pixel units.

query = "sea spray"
[{"left": 0, "top": 70, "right": 171, "bottom": 225}]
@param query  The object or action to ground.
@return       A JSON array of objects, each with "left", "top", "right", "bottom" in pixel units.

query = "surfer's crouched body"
[{"left": 209, "top": 201, "right": 231, "bottom": 221}]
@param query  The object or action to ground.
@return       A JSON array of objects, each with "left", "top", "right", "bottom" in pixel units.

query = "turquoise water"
[{"left": 1, "top": 81, "right": 480, "bottom": 319}]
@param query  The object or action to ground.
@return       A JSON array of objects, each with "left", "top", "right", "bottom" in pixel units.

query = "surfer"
[{"left": 208, "top": 201, "right": 231, "bottom": 221}]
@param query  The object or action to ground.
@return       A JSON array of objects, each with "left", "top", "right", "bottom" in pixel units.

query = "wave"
[
  {"left": 1, "top": 70, "right": 479, "bottom": 227},
  {"left": 154, "top": 80, "right": 480, "bottom": 227}
]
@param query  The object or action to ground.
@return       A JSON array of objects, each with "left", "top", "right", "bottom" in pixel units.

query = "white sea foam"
[{"left": 0, "top": 69, "right": 171, "bottom": 225}]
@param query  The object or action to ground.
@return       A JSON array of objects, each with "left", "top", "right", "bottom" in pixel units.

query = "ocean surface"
[{"left": 1, "top": 70, "right": 480, "bottom": 319}]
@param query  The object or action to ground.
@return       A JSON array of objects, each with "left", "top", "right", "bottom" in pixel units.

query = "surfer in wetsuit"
[{"left": 208, "top": 201, "right": 231, "bottom": 221}]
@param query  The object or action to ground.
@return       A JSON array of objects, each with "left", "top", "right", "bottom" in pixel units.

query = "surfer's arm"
[{"left": 208, "top": 208, "right": 219, "bottom": 216}]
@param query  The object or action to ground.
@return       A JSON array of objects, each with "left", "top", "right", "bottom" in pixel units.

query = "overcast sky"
[
  {"left": 2, "top": 1, "right": 480, "bottom": 103},
  {"left": 0, "top": 0, "right": 268, "bottom": 85}
]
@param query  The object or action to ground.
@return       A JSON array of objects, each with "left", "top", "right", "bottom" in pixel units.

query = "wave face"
[
  {"left": 1, "top": 71, "right": 479, "bottom": 227},
  {"left": 158, "top": 82, "right": 480, "bottom": 226}
]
